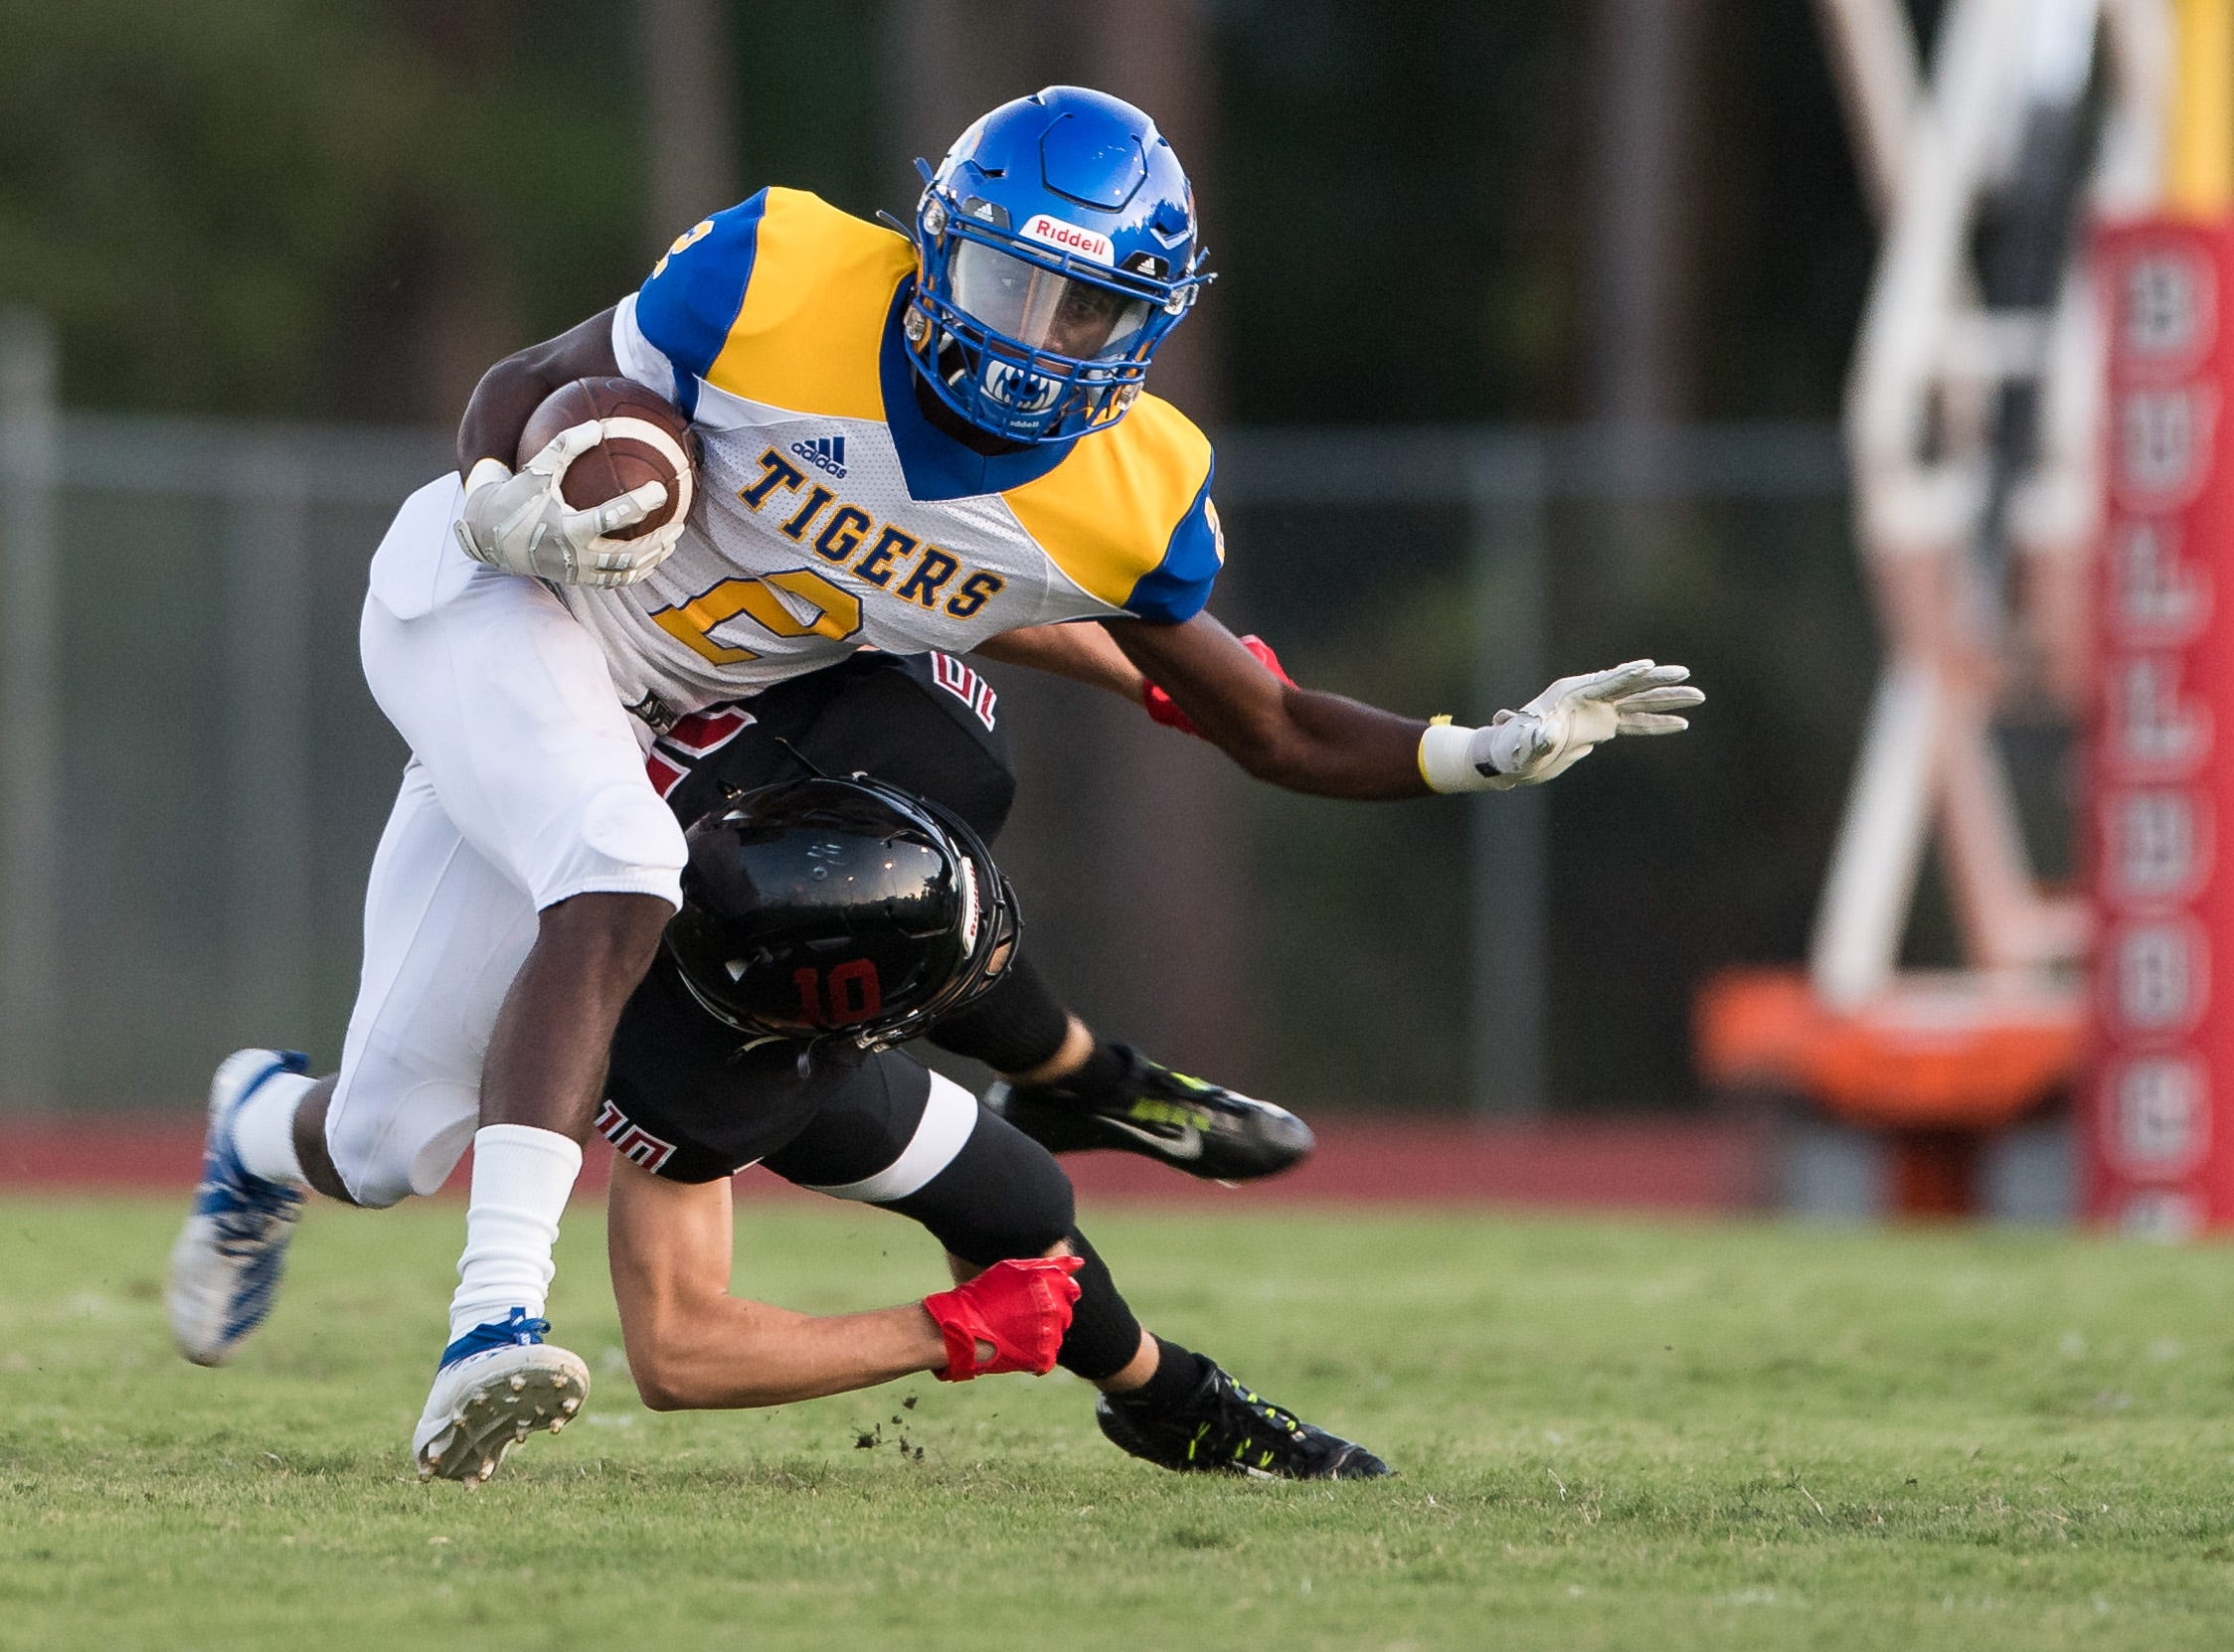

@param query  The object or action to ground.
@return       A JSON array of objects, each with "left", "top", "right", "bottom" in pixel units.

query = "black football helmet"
[{"left": 662, "top": 774, "right": 1020, "bottom": 1051}]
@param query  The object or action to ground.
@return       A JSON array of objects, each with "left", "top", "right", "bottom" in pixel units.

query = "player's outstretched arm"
[
  {"left": 972, "top": 621, "right": 1149, "bottom": 697},
  {"left": 1106, "top": 612, "right": 1701, "bottom": 799},
  {"left": 605, "top": 1158, "right": 1079, "bottom": 1409}
]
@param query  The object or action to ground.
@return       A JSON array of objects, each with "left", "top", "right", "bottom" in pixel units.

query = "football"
[{"left": 517, "top": 376, "right": 696, "bottom": 541}]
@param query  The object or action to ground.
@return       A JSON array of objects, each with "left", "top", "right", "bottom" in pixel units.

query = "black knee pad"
[
  {"left": 880, "top": 1111, "right": 1141, "bottom": 1382},
  {"left": 880, "top": 1106, "right": 1076, "bottom": 1263}
]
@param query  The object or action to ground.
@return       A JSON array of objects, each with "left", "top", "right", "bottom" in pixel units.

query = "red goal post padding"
[{"left": 2086, "top": 218, "right": 2234, "bottom": 1238}]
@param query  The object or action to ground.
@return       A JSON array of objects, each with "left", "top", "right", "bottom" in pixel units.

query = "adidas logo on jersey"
[{"left": 791, "top": 435, "right": 848, "bottom": 480}]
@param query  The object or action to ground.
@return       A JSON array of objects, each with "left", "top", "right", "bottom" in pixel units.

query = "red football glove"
[
  {"left": 921, "top": 1254, "right": 1084, "bottom": 1382},
  {"left": 1141, "top": 634, "right": 1294, "bottom": 740}
]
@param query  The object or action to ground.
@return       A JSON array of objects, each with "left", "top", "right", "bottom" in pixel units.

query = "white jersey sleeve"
[{"left": 611, "top": 293, "right": 681, "bottom": 407}]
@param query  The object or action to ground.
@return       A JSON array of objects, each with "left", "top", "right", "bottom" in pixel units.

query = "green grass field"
[{"left": 3, "top": 1194, "right": 2232, "bottom": 1651}]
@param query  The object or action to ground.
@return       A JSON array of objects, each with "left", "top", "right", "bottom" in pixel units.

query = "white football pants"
[{"left": 325, "top": 477, "right": 687, "bottom": 1208}]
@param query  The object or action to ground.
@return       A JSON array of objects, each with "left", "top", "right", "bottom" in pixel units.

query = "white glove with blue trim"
[{"left": 1418, "top": 660, "right": 1703, "bottom": 792}]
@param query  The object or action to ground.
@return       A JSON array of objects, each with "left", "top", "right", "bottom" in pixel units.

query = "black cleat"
[
  {"left": 1095, "top": 1364, "right": 1391, "bottom": 1480},
  {"left": 984, "top": 1044, "right": 1313, "bottom": 1182}
]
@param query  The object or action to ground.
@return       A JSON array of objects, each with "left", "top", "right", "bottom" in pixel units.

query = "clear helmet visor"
[{"left": 948, "top": 241, "right": 1155, "bottom": 361}]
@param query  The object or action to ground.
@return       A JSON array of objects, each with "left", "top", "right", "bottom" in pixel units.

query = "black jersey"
[
  {"left": 649, "top": 649, "right": 1016, "bottom": 844},
  {"left": 601, "top": 956, "right": 936, "bottom": 1183}
]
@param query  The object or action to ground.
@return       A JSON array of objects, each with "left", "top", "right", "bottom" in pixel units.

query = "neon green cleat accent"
[
  {"left": 986, "top": 1044, "right": 1314, "bottom": 1182},
  {"left": 1095, "top": 1363, "right": 1391, "bottom": 1481}
]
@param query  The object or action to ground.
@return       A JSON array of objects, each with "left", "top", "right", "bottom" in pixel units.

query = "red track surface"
[{"left": 0, "top": 1114, "right": 1765, "bottom": 1212}]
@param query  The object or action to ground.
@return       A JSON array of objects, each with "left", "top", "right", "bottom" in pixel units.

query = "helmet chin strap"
[
  {"left": 978, "top": 356, "right": 1062, "bottom": 414},
  {"left": 932, "top": 328, "right": 1058, "bottom": 416},
  {"left": 923, "top": 318, "right": 1084, "bottom": 442}
]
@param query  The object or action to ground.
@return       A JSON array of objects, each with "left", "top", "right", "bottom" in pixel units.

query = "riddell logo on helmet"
[{"left": 1021, "top": 216, "right": 1114, "bottom": 265}]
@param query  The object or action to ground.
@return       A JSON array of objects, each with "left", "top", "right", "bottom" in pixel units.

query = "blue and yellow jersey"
[{"left": 561, "top": 186, "right": 1224, "bottom": 715}]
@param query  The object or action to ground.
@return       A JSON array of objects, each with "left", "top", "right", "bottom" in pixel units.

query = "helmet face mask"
[
  {"left": 949, "top": 241, "right": 1156, "bottom": 362},
  {"left": 664, "top": 776, "right": 1020, "bottom": 1054},
  {"left": 907, "top": 85, "right": 1212, "bottom": 444}
]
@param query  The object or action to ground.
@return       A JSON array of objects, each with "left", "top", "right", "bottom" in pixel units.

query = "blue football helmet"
[{"left": 906, "top": 86, "right": 1212, "bottom": 444}]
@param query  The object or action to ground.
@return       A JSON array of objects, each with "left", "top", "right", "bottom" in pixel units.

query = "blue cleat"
[
  {"left": 165, "top": 1049, "right": 310, "bottom": 1367},
  {"left": 412, "top": 1308, "right": 591, "bottom": 1483}
]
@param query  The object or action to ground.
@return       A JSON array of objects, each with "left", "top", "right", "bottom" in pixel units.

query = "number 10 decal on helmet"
[
  {"left": 905, "top": 85, "right": 1214, "bottom": 444},
  {"left": 663, "top": 775, "right": 1020, "bottom": 1051}
]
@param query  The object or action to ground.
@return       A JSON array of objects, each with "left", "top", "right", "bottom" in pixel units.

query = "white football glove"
[
  {"left": 452, "top": 421, "right": 682, "bottom": 588},
  {"left": 1417, "top": 660, "right": 1704, "bottom": 793}
]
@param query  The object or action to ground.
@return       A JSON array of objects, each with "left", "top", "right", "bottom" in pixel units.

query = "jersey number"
[
  {"left": 651, "top": 570, "right": 863, "bottom": 666},
  {"left": 794, "top": 959, "right": 884, "bottom": 1026}
]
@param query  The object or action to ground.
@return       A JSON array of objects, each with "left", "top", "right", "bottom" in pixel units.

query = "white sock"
[
  {"left": 230, "top": 1072, "right": 315, "bottom": 1186},
  {"left": 447, "top": 1124, "right": 583, "bottom": 1342}
]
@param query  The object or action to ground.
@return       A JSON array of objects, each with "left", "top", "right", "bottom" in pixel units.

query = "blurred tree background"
[
  {"left": 0, "top": 0, "right": 1897, "bottom": 1112},
  {"left": 0, "top": 0, "right": 1872, "bottom": 424}
]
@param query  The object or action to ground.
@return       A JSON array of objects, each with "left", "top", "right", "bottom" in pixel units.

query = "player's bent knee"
[
  {"left": 897, "top": 1111, "right": 1078, "bottom": 1264},
  {"left": 532, "top": 782, "right": 688, "bottom": 914},
  {"left": 989, "top": 1168, "right": 1075, "bottom": 1255},
  {"left": 975, "top": 1116, "right": 1079, "bottom": 1243},
  {"left": 330, "top": 1118, "right": 475, "bottom": 1210},
  {"left": 537, "top": 887, "right": 676, "bottom": 970},
  {"left": 323, "top": 1074, "right": 480, "bottom": 1210}
]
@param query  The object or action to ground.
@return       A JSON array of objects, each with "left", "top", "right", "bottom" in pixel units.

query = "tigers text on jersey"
[{"left": 570, "top": 186, "right": 1225, "bottom": 717}]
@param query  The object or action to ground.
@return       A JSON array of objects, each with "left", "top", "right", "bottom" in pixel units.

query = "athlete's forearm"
[
  {"left": 1245, "top": 687, "right": 1435, "bottom": 798},
  {"left": 625, "top": 1295, "right": 946, "bottom": 1410},
  {"left": 454, "top": 307, "right": 622, "bottom": 477},
  {"left": 1107, "top": 616, "right": 1431, "bottom": 799},
  {"left": 607, "top": 1159, "right": 945, "bottom": 1407}
]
